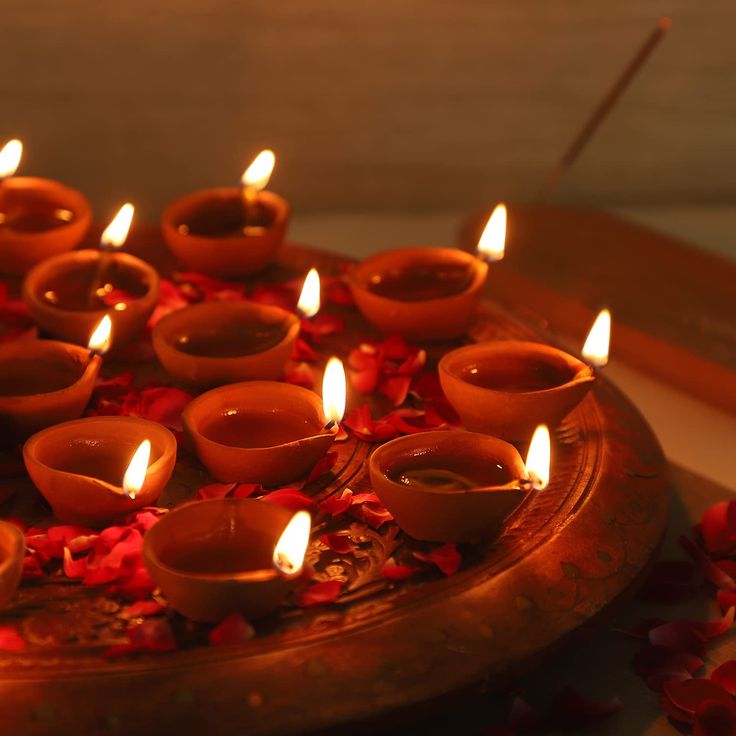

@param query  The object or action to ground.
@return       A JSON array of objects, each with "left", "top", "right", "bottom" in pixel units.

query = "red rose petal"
[
  {"left": 319, "top": 533, "right": 354, "bottom": 555},
  {"left": 108, "top": 566, "right": 156, "bottom": 601},
  {"left": 649, "top": 620, "right": 707, "bottom": 657},
  {"left": 664, "top": 679, "right": 734, "bottom": 715},
  {"left": 381, "top": 558, "right": 422, "bottom": 581},
  {"left": 104, "top": 619, "right": 176, "bottom": 658},
  {"left": 634, "top": 645, "right": 703, "bottom": 692},
  {"left": 294, "top": 579, "right": 344, "bottom": 607},
  {"left": 381, "top": 335, "right": 412, "bottom": 362},
  {"left": 284, "top": 362, "right": 315, "bottom": 389},
  {"left": 0, "top": 627, "right": 25, "bottom": 651},
  {"left": 660, "top": 693, "right": 694, "bottom": 725},
  {"left": 249, "top": 283, "right": 295, "bottom": 311},
  {"left": 325, "top": 279, "right": 354, "bottom": 307},
  {"left": 718, "top": 591, "right": 736, "bottom": 615},
  {"left": 691, "top": 607, "right": 735, "bottom": 640},
  {"left": 292, "top": 337, "right": 317, "bottom": 362},
  {"left": 62, "top": 547, "right": 88, "bottom": 578},
  {"left": 349, "top": 366, "right": 380, "bottom": 395},
  {"left": 208, "top": 613, "right": 255, "bottom": 647},
  {"left": 307, "top": 451, "right": 338, "bottom": 483},
  {"left": 414, "top": 544, "right": 462, "bottom": 576},
  {"left": 260, "top": 488, "right": 315, "bottom": 512},
  {"left": 694, "top": 699, "right": 736, "bottom": 736},
  {"left": 637, "top": 559, "right": 702, "bottom": 605},
  {"left": 711, "top": 661, "right": 736, "bottom": 696},
  {"left": 547, "top": 687, "right": 623, "bottom": 730},
  {"left": 379, "top": 375, "right": 412, "bottom": 406},
  {"left": 196, "top": 482, "right": 237, "bottom": 500},
  {"left": 120, "top": 600, "right": 167, "bottom": 619},
  {"left": 300, "top": 313, "right": 344, "bottom": 339},
  {"left": 318, "top": 488, "right": 353, "bottom": 517},
  {"left": 681, "top": 536, "right": 736, "bottom": 591},
  {"left": 701, "top": 502, "right": 736, "bottom": 557},
  {"left": 124, "top": 386, "right": 193, "bottom": 431},
  {"left": 232, "top": 483, "right": 261, "bottom": 499}
]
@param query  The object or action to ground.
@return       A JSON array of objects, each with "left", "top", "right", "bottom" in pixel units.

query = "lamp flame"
[
  {"left": 272, "top": 510, "right": 311, "bottom": 576},
  {"left": 0, "top": 139, "right": 22, "bottom": 179},
  {"left": 122, "top": 439, "right": 151, "bottom": 500},
  {"left": 322, "top": 356, "right": 346, "bottom": 426},
  {"left": 525, "top": 424, "right": 551, "bottom": 491},
  {"left": 297, "top": 268, "right": 321, "bottom": 318},
  {"left": 87, "top": 314, "right": 112, "bottom": 355},
  {"left": 100, "top": 203, "right": 134, "bottom": 250},
  {"left": 477, "top": 203, "right": 507, "bottom": 262},
  {"left": 241, "top": 149, "right": 275, "bottom": 192},
  {"left": 581, "top": 309, "right": 611, "bottom": 367}
]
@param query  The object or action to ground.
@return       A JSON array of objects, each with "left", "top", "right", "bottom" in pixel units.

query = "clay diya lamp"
[
  {"left": 161, "top": 149, "right": 289, "bottom": 277},
  {"left": 23, "top": 416, "right": 177, "bottom": 527},
  {"left": 438, "top": 310, "right": 611, "bottom": 441},
  {"left": 22, "top": 204, "right": 160, "bottom": 349},
  {"left": 0, "top": 317, "right": 109, "bottom": 442},
  {"left": 182, "top": 358, "right": 346, "bottom": 485},
  {"left": 347, "top": 204, "right": 506, "bottom": 340},
  {"left": 152, "top": 300, "right": 300, "bottom": 389},
  {"left": 0, "top": 139, "right": 92, "bottom": 275},
  {"left": 0, "top": 520, "right": 25, "bottom": 609},
  {"left": 143, "top": 499, "right": 311, "bottom": 622},
  {"left": 370, "top": 426, "right": 551, "bottom": 543}
]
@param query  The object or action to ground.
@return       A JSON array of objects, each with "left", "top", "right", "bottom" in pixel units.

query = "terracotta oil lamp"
[
  {"left": 23, "top": 416, "right": 177, "bottom": 527},
  {"left": 0, "top": 316, "right": 110, "bottom": 443},
  {"left": 22, "top": 204, "right": 160, "bottom": 349},
  {"left": 151, "top": 265, "right": 320, "bottom": 389},
  {"left": 161, "top": 149, "right": 289, "bottom": 277},
  {"left": 0, "top": 520, "right": 25, "bottom": 609},
  {"left": 348, "top": 204, "right": 506, "bottom": 340},
  {"left": 0, "top": 139, "right": 92, "bottom": 275},
  {"left": 182, "top": 358, "right": 346, "bottom": 485},
  {"left": 143, "top": 499, "right": 311, "bottom": 622},
  {"left": 370, "top": 425, "right": 550, "bottom": 543},
  {"left": 440, "top": 310, "right": 611, "bottom": 441}
]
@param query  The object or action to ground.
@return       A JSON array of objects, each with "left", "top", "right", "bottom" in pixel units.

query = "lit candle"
[
  {"left": 241, "top": 149, "right": 275, "bottom": 229},
  {"left": 87, "top": 314, "right": 112, "bottom": 358},
  {"left": 296, "top": 267, "right": 320, "bottom": 319},
  {"left": 122, "top": 439, "right": 151, "bottom": 500},
  {"left": 322, "top": 356, "right": 346, "bottom": 430},
  {"left": 88, "top": 203, "right": 135, "bottom": 305},
  {"left": 582, "top": 309, "right": 612, "bottom": 368},
  {"left": 0, "top": 139, "right": 22, "bottom": 186},
  {"left": 272, "top": 510, "right": 311, "bottom": 577},
  {"left": 525, "top": 424, "right": 551, "bottom": 491},
  {"left": 476, "top": 203, "right": 507, "bottom": 263}
]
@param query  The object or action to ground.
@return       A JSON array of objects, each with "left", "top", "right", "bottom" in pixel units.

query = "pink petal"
[{"left": 208, "top": 613, "right": 254, "bottom": 646}]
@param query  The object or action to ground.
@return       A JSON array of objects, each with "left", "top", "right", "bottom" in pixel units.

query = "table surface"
[{"left": 288, "top": 206, "right": 735, "bottom": 734}]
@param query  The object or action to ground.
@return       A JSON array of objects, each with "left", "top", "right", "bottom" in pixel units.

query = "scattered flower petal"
[
  {"left": 414, "top": 544, "right": 461, "bottom": 576},
  {"left": 295, "top": 580, "right": 344, "bottom": 607},
  {"left": 209, "top": 613, "right": 255, "bottom": 647}
]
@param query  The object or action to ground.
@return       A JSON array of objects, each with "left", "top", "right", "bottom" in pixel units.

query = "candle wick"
[{"left": 323, "top": 419, "right": 336, "bottom": 432}]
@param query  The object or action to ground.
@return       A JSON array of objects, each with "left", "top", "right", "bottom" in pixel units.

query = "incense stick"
[{"left": 536, "top": 16, "right": 672, "bottom": 201}]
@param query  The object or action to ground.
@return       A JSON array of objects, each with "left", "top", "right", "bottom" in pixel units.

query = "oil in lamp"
[
  {"left": 347, "top": 203, "right": 506, "bottom": 340},
  {"left": 23, "top": 416, "right": 176, "bottom": 526},
  {"left": 439, "top": 310, "right": 612, "bottom": 440},
  {"left": 161, "top": 149, "right": 289, "bottom": 277},
  {"left": 0, "top": 139, "right": 92, "bottom": 274},
  {"left": 151, "top": 267, "right": 320, "bottom": 388},
  {"left": 182, "top": 356, "right": 346, "bottom": 485},
  {"left": 143, "top": 500, "right": 311, "bottom": 622},
  {"left": 370, "top": 424, "right": 551, "bottom": 542},
  {"left": 0, "top": 315, "right": 111, "bottom": 442},
  {"left": 22, "top": 204, "right": 159, "bottom": 348}
]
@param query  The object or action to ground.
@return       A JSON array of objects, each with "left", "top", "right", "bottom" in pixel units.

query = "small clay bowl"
[
  {"left": 0, "top": 177, "right": 92, "bottom": 275},
  {"left": 439, "top": 341, "right": 595, "bottom": 441},
  {"left": 22, "top": 249, "right": 160, "bottom": 349},
  {"left": 23, "top": 416, "right": 177, "bottom": 527},
  {"left": 0, "top": 339, "right": 101, "bottom": 442},
  {"left": 152, "top": 301, "right": 300, "bottom": 389},
  {"left": 369, "top": 430, "right": 528, "bottom": 542},
  {"left": 348, "top": 246, "right": 488, "bottom": 341},
  {"left": 182, "top": 381, "right": 334, "bottom": 485},
  {"left": 161, "top": 188, "right": 289, "bottom": 277},
  {"left": 0, "top": 520, "right": 25, "bottom": 609},
  {"left": 143, "top": 498, "right": 302, "bottom": 622}
]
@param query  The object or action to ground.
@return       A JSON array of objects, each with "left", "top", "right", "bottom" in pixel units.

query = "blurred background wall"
[{"left": 1, "top": 0, "right": 733, "bottom": 222}]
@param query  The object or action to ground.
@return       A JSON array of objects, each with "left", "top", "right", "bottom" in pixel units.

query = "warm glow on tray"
[
  {"left": 477, "top": 203, "right": 506, "bottom": 263},
  {"left": 297, "top": 268, "right": 321, "bottom": 318},
  {"left": 87, "top": 315, "right": 112, "bottom": 355},
  {"left": 101, "top": 203, "right": 134, "bottom": 249},
  {"left": 122, "top": 439, "right": 151, "bottom": 500},
  {"left": 322, "top": 357, "right": 346, "bottom": 426},
  {"left": 525, "top": 424, "right": 551, "bottom": 491},
  {"left": 272, "top": 510, "right": 311, "bottom": 576},
  {"left": 582, "top": 309, "right": 611, "bottom": 367},
  {"left": 0, "top": 139, "right": 22, "bottom": 179},
  {"left": 241, "top": 149, "right": 275, "bottom": 192}
]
